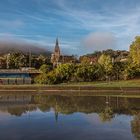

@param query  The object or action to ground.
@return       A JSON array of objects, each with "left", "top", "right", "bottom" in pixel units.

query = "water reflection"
[
  {"left": 0, "top": 94, "right": 140, "bottom": 117},
  {"left": 0, "top": 93, "right": 140, "bottom": 140}
]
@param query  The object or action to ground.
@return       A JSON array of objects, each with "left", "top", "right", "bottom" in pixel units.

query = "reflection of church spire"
[
  {"left": 55, "top": 111, "right": 58, "bottom": 123},
  {"left": 54, "top": 99, "right": 59, "bottom": 123}
]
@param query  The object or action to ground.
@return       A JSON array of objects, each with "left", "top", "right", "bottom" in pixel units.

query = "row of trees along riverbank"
[{"left": 35, "top": 36, "right": 140, "bottom": 84}]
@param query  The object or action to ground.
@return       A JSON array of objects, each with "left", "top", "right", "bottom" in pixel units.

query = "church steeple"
[
  {"left": 56, "top": 38, "right": 59, "bottom": 46},
  {"left": 51, "top": 38, "right": 61, "bottom": 68},
  {"left": 54, "top": 38, "right": 60, "bottom": 52}
]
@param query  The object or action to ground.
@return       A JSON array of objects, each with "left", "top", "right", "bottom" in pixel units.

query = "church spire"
[
  {"left": 51, "top": 38, "right": 61, "bottom": 68},
  {"left": 54, "top": 37, "right": 60, "bottom": 53},
  {"left": 56, "top": 37, "right": 59, "bottom": 46}
]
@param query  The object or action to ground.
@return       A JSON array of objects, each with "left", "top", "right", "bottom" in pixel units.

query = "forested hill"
[
  {"left": 81, "top": 49, "right": 129, "bottom": 59},
  {"left": 0, "top": 42, "right": 51, "bottom": 56}
]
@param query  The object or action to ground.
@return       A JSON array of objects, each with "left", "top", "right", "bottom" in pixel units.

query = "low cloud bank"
[
  {"left": 83, "top": 32, "right": 117, "bottom": 51},
  {"left": 0, "top": 40, "right": 51, "bottom": 55}
]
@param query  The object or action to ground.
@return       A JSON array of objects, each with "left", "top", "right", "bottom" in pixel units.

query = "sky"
[{"left": 0, "top": 0, "right": 140, "bottom": 55}]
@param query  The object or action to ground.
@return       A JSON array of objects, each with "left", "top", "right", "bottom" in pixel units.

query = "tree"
[
  {"left": 79, "top": 56, "right": 91, "bottom": 64},
  {"left": 130, "top": 36, "right": 140, "bottom": 66},
  {"left": 8, "top": 52, "right": 27, "bottom": 68},
  {"left": 0, "top": 57, "right": 6, "bottom": 69},
  {"left": 55, "top": 63, "right": 76, "bottom": 82},
  {"left": 98, "top": 54, "right": 113, "bottom": 81},
  {"left": 112, "top": 62, "right": 127, "bottom": 80},
  {"left": 123, "top": 63, "right": 140, "bottom": 80},
  {"left": 35, "top": 64, "right": 54, "bottom": 84},
  {"left": 39, "top": 64, "right": 52, "bottom": 74},
  {"left": 45, "top": 71, "right": 59, "bottom": 84},
  {"left": 75, "top": 64, "right": 104, "bottom": 81},
  {"left": 34, "top": 73, "right": 48, "bottom": 84}
]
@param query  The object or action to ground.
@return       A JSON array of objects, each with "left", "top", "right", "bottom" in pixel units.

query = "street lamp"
[{"left": 6, "top": 53, "right": 10, "bottom": 69}]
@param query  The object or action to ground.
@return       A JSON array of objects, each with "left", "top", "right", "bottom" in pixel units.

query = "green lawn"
[
  {"left": 0, "top": 79, "right": 140, "bottom": 88},
  {"left": 61, "top": 79, "right": 140, "bottom": 87}
]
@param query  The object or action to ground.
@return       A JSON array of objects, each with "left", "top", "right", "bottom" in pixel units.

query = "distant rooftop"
[{"left": 0, "top": 68, "right": 41, "bottom": 74}]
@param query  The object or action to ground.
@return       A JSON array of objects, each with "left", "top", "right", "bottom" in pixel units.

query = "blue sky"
[{"left": 0, "top": 0, "right": 140, "bottom": 55}]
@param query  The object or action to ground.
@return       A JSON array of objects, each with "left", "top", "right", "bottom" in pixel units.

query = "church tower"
[
  {"left": 51, "top": 38, "right": 61, "bottom": 67},
  {"left": 54, "top": 38, "right": 60, "bottom": 62}
]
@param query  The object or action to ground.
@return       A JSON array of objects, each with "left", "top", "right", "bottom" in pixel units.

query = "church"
[{"left": 51, "top": 38, "right": 77, "bottom": 67}]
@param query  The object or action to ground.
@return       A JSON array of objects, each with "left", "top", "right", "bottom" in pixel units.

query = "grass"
[
  {"left": 0, "top": 79, "right": 140, "bottom": 88},
  {"left": 61, "top": 79, "right": 140, "bottom": 87}
]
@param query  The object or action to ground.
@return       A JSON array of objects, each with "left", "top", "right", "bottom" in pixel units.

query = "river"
[{"left": 0, "top": 93, "right": 139, "bottom": 140}]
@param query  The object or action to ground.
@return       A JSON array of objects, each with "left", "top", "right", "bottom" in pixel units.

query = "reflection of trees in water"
[
  {"left": 0, "top": 94, "right": 140, "bottom": 119},
  {"left": 34, "top": 95, "right": 106, "bottom": 114},
  {"left": 7, "top": 105, "right": 37, "bottom": 116},
  {"left": 0, "top": 94, "right": 37, "bottom": 116},
  {"left": 98, "top": 96, "right": 114, "bottom": 122},
  {"left": 131, "top": 112, "right": 140, "bottom": 140},
  {"left": 99, "top": 106, "right": 114, "bottom": 122}
]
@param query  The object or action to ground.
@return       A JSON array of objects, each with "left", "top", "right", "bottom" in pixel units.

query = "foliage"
[
  {"left": 3, "top": 36, "right": 140, "bottom": 84},
  {"left": 123, "top": 64, "right": 140, "bottom": 80},
  {"left": 98, "top": 54, "right": 113, "bottom": 77},
  {"left": 35, "top": 70, "right": 59, "bottom": 84},
  {"left": 55, "top": 63, "right": 76, "bottom": 82},
  {"left": 8, "top": 52, "right": 27, "bottom": 68},
  {"left": 75, "top": 63, "right": 104, "bottom": 81},
  {"left": 1, "top": 52, "right": 50, "bottom": 69},
  {"left": 79, "top": 56, "right": 91, "bottom": 64},
  {"left": 130, "top": 36, "right": 140, "bottom": 66},
  {"left": 34, "top": 73, "right": 48, "bottom": 84},
  {"left": 39, "top": 64, "right": 52, "bottom": 74},
  {"left": 112, "top": 62, "right": 127, "bottom": 80}
]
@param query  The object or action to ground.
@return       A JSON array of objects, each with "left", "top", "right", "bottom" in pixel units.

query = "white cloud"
[
  {"left": 59, "top": 1, "right": 140, "bottom": 52},
  {"left": 1, "top": 0, "right": 140, "bottom": 54},
  {"left": 83, "top": 32, "right": 116, "bottom": 51}
]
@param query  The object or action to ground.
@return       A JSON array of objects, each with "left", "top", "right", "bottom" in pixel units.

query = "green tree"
[
  {"left": 35, "top": 64, "right": 54, "bottom": 84},
  {"left": 39, "top": 64, "right": 52, "bottom": 74},
  {"left": 55, "top": 63, "right": 76, "bottom": 82},
  {"left": 80, "top": 56, "right": 91, "bottom": 64},
  {"left": 34, "top": 73, "right": 48, "bottom": 84},
  {"left": 75, "top": 64, "right": 104, "bottom": 81},
  {"left": 112, "top": 62, "right": 127, "bottom": 80},
  {"left": 8, "top": 52, "right": 27, "bottom": 68},
  {"left": 123, "top": 63, "right": 140, "bottom": 80},
  {"left": 130, "top": 36, "right": 140, "bottom": 66},
  {"left": 98, "top": 54, "right": 113, "bottom": 81}
]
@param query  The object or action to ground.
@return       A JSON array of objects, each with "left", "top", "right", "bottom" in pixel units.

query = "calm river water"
[{"left": 0, "top": 93, "right": 140, "bottom": 140}]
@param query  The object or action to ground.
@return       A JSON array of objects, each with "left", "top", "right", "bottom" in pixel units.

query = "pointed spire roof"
[
  {"left": 56, "top": 38, "right": 59, "bottom": 46},
  {"left": 54, "top": 38, "right": 60, "bottom": 52}
]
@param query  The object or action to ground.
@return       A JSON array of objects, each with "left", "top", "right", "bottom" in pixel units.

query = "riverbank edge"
[{"left": 0, "top": 85, "right": 140, "bottom": 94}]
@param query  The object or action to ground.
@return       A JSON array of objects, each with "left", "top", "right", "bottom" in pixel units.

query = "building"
[
  {"left": 0, "top": 68, "right": 41, "bottom": 85},
  {"left": 51, "top": 38, "right": 61, "bottom": 67},
  {"left": 51, "top": 38, "right": 77, "bottom": 67}
]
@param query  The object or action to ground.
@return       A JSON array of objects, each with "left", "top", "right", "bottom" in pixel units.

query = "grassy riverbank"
[
  {"left": 0, "top": 79, "right": 140, "bottom": 88},
  {"left": 63, "top": 79, "right": 140, "bottom": 87},
  {"left": 0, "top": 79, "right": 140, "bottom": 95}
]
